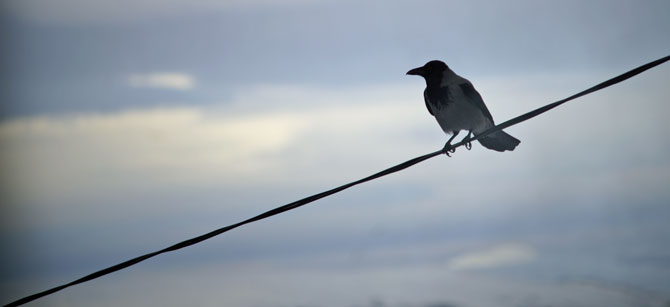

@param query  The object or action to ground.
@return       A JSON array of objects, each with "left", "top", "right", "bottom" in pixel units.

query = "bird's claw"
[
  {"left": 442, "top": 143, "right": 456, "bottom": 156},
  {"left": 463, "top": 131, "right": 473, "bottom": 150}
]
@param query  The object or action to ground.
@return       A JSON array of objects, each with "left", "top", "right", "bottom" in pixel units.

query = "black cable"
[{"left": 5, "top": 55, "right": 668, "bottom": 307}]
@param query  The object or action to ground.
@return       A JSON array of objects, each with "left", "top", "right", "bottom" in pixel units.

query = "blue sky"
[{"left": 1, "top": 0, "right": 670, "bottom": 306}]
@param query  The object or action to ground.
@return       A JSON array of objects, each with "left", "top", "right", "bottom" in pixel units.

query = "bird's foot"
[
  {"left": 465, "top": 140, "right": 472, "bottom": 150},
  {"left": 442, "top": 142, "right": 456, "bottom": 156},
  {"left": 463, "top": 132, "right": 473, "bottom": 150}
]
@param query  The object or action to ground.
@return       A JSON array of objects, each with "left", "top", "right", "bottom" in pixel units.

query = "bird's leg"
[
  {"left": 442, "top": 131, "right": 459, "bottom": 156},
  {"left": 462, "top": 131, "right": 473, "bottom": 150}
]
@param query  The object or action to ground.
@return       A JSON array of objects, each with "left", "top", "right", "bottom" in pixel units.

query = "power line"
[{"left": 4, "top": 55, "right": 669, "bottom": 307}]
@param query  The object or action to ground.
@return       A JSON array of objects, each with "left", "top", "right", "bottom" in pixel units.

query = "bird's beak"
[{"left": 406, "top": 67, "right": 424, "bottom": 76}]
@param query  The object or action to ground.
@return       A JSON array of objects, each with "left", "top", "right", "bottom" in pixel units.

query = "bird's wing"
[
  {"left": 423, "top": 89, "right": 434, "bottom": 116},
  {"left": 459, "top": 82, "right": 494, "bottom": 122}
]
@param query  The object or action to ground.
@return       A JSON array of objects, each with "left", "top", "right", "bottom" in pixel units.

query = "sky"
[{"left": 1, "top": 0, "right": 669, "bottom": 306}]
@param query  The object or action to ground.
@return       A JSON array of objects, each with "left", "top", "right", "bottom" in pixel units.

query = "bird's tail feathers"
[{"left": 477, "top": 130, "right": 520, "bottom": 152}]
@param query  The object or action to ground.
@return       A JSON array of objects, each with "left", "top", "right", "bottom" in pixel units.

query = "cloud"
[
  {"left": 447, "top": 243, "right": 536, "bottom": 271},
  {"left": 2, "top": 76, "right": 669, "bottom": 229},
  {"left": 0, "top": 84, "right": 431, "bottom": 207},
  {"left": 0, "top": 107, "right": 302, "bottom": 201},
  {"left": 2, "top": 77, "right": 670, "bottom": 306},
  {"left": 128, "top": 72, "right": 195, "bottom": 91}
]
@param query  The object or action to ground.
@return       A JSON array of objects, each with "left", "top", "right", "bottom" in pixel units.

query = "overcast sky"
[{"left": 1, "top": 1, "right": 670, "bottom": 306}]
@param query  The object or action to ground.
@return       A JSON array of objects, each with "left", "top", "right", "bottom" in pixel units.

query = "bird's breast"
[
  {"left": 428, "top": 85, "right": 491, "bottom": 134},
  {"left": 425, "top": 87, "right": 452, "bottom": 111}
]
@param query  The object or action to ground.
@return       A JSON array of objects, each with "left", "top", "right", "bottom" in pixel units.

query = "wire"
[{"left": 4, "top": 55, "right": 669, "bottom": 307}]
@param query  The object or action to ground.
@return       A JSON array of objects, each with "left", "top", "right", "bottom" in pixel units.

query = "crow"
[{"left": 407, "top": 60, "right": 520, "bottom": 154}]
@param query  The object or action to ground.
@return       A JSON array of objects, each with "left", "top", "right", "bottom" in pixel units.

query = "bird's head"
[{"left": 406, "top": 60, "right": 448, "bottom": 84}]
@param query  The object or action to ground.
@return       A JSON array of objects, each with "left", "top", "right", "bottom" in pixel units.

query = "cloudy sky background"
[{"left": 1, "top": 0, "right": 669, "bottom": 306}]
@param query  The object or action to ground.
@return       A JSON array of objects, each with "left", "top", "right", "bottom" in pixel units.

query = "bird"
[{"left": 406, "top": 60, "right": 520, "bottom": 154}]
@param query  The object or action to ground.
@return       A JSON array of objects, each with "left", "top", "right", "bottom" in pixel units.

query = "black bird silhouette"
[{"left": 407, "top": 60, "right": 520, "bottom": 153}]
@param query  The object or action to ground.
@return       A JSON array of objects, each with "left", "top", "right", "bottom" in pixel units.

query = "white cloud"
[
  {"left": 0, "top": 84, "right": 432, "bottom": 208},
  {"left": 128, "top": 72, "right": 195, "bottom": 90},
  {"left": 0, "top": 107, "right": 301, "bottom": 201},
  {"left": 447, "top": 243, "right": 536, "bottom": 271}
]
